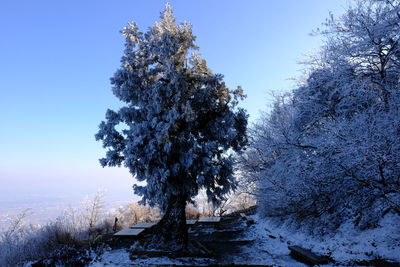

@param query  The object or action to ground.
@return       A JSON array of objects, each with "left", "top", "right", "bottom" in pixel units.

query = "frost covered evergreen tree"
[
  {"left": 95, "top": 4, "right": 247, "bottom": 249},
  {"left": 241, "top": 0, "right": 400, "bottom": 231}
]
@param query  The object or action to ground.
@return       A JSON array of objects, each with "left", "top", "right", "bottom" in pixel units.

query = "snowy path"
[
  {"left": 89, "top": 215, "right": 307, "bottom": 266},
  {"left": 88, "top": 213, "right": 400, "bottom": 266}
]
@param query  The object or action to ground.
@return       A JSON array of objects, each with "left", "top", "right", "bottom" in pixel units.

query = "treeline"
[{"left": 240, "top": 0, "right": 400, "bottom": 231}]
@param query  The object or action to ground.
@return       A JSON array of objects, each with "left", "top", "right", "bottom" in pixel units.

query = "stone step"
[
  {"left": 189, "top": 229, "right": 245, "bottom": 242},
  {"left": 197, "top": 217, "right": 222, "bottom": 224},
  {"left": 129, "top": 222, "right": 157, "bottom": 229}
]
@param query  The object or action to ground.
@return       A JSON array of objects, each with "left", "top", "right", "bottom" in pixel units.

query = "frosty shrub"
[
  {"left": 0, "top": 211, "right": 85, "bottom": 267},
  {"left": 241, "top": 0, "right": 400, "bottom": 231},
  {"left": 0, "top": 192, "right": 108, "bottom": 266},
  {"left": 195, "top": 189, "right": 256, "bottom": 217},
  {"left": 110, "top": 202, "right": 161, "bottom": 229}
]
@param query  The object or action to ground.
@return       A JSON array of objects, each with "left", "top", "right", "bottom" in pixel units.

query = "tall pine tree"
[{"left": 95, "top": 4, "right": 247, "bottom": 249}]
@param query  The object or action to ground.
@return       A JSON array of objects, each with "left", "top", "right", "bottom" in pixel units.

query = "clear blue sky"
[{"left": 0, "top": 0, "right": 348, "bottom": 204}]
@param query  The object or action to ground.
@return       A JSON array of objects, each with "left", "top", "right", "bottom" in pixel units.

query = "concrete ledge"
[{"left": 114, "top": 228, "right": 145, "bottom": 236}]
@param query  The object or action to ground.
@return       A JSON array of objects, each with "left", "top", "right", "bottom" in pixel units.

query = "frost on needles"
[{"left": 95, "top": 4, "right": 247, "bottom": 250}]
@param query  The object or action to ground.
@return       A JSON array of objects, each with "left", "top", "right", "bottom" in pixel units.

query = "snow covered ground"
[
  {"left": 244, "top": 213, "right": 400, "bottom": 266},
  {"left": 88, "top": 248, "right": 217, "bottom": 266},
  {"left": 88, "top": 213, "right": 399, "bottom": 266}
]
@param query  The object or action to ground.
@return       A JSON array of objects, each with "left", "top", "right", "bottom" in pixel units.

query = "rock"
[{"left": 288, "top": 245, "right": 328, "bottom": 266}]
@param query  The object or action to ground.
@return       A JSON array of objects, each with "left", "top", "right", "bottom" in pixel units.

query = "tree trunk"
[{"left": 146, "top": 194, "right": 188, "bottom": 251}]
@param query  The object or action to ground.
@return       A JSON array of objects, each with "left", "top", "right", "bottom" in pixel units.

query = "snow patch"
[{"left": 246, "top": 213, "right": 400, "bottom": 265}]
